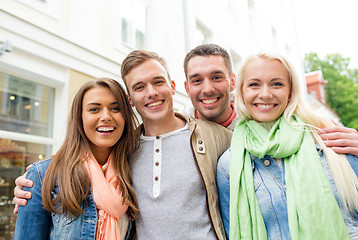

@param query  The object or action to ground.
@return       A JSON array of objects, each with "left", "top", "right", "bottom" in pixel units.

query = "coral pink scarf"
[{"left": 83, "top": 152, "right": 129, "bottom": 240}]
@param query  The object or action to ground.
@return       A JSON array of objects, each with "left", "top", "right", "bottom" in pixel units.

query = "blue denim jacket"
[
  {"left": 14, "top": 159, "right": 133, "bottom": 240},
  {"left": 217, "top": 148, "right": 358, "bottom": 239}
]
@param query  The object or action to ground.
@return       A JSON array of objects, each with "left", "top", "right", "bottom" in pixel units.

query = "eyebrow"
[
  {"left": 189, "top": 70, "right": 225, "bottom": 79},
  {"left": 85, "top": 102, "right": 118, "bottom": 106},
  {"left": 131, "top": 81, "right": 143, "bottom": 90},
  {"left": 131, "top": 76, "right": 167, "bottom": 89}
]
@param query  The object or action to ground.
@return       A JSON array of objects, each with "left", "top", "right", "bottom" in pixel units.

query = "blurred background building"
[{"left": 0, "top": 0, "right": 301, "bottom": 237}]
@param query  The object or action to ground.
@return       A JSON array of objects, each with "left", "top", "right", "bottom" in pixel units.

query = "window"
[
  {"left": 121, "top": 0, "right": 147, "bottom": 49},
  {"left": 0, "top": 72, "right": 55, "bottom": 238},
  {"left": 195, "top": 21, "right": 212, "bottom": 46},
  {"left": 0, "top": 72, "right": 55, "bottom": 137}
]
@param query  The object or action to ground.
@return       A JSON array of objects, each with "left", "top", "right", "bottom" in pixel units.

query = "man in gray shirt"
[{"left": 119, "top": 50, "right": 231, "bottom": 239}]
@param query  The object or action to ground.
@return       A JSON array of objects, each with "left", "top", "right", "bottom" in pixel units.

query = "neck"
[
  {"left": 142, "top": 113, "right": 186, "bottom": 136},
  {"left": 259, "top": 121, "right": 277, "bottom": 131},
  {"left": 91, "top": 147, "right": 111, "bottom": 165}
]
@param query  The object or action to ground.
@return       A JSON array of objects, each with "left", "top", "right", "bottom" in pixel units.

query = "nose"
[
  {"left": 259, "top": 85, "right": 273, "bottom": 99},
  {"left": 202, "top": 79, "right": 214, "bottom": 95},
  {"left": 100, "top": 108, "right": 112, "bottom": 122},
  {"left": 146, "top": 84, "right": 159, "bottom": 98}
]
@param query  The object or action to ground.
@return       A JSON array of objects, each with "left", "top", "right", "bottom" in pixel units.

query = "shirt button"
[
  {"left": 198, "top": 140, "right": 203, "bottom": 144},
  {"left": 156, "top": 136, "right": 160, "bottom": 140},
  {"left": 155, "top": 148, "right": 160, "bottom": 153},
  {"left": 199, "top": 147, "right": 203, "bottom": 151},
  {"left": 155, "top": 162, "right": 159, "bottom": 166},
  {"left": 264, "top": 160, "right": 270, "bottom": 166},
  {"left": 154, "top": 176, "right": 159, "bottom": 181}
]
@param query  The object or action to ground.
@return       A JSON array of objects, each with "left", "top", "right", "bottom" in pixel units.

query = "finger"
[
  {"left": 13, "top": 196, "right": 28, "bottom": 206},
  {"left": 323, "top": 139, "right": 358, "bottom": 148},
  {"left": 331, "top": 147, "right": 358, "bottom": 158},
  {"left": 25, "top": 164, "right": 33, "bottom": 172},
  {"left": 330, "top": 119, "right": 339, "bottom": 127},
  {"left": 320, "top": 132, "right": 358, "bottom": 141},
  {"left": 13, "top": 203, "right": 19, "bottom": 214},
  {"left": 15, "top": 175, "right": 33, "bottom": 188},
  {"left": 321, "top": 126, "right": 358, "bottom": 134},
  {"left": 14, "top": 186, "right": 32, "bottom": 199}
]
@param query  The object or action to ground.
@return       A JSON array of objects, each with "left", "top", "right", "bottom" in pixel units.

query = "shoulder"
[
  {"left": 218, "top": 148, "right": 231, "bottom": 173},
  {"left": 26, "top": 158, "right": 52, "bottom": 181}
]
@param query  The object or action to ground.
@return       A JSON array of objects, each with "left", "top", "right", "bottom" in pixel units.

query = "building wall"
[{"left": 0, "top": 0, "right": 302, "bottom": 237}]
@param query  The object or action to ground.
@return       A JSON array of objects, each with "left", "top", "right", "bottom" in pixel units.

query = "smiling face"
[
  {"left": 242, "top": 58, "right": 291, "bottom": 123},
  {"left": 82, "top": 86, "right": 125, "bottom": 155},
  {"left": 125, "top": 59, "right": 175, "bottom": 125},
  {"left": 185, "top": 55, "right": 235, "bottom": 124}
]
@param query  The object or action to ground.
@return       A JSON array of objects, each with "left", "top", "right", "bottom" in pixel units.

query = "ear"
[
  {"left": 171, "top": 80, "right": 176, "bottom": 95},
  {"left": 230, "top": 73, "right": 236, "bottom": 92},
  {"left": 126, "top": 94, "right": 135, "bottom": 107},
  {"left": 184, "top": 81, "right": 189, "bottom": 94}
]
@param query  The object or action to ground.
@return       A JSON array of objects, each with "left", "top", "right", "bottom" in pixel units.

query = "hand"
[
  {"left": 319, "top": 126, "right": 358, "bottom": 157},
  {"left": 13, "top": 166, "right": 34, "bottom": 214}
]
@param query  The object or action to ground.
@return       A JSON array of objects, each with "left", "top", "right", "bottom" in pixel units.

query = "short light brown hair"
[
  {"left": 183, "top": 44, "right": 232, "bottom": 79},
  {"left": 121, "top": 50, "right": 171, "bottom": 93}
]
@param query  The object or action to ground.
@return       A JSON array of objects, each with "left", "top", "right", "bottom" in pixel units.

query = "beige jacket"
[{"left": 178, "top": 113, "right": 232, "bottom": 240}]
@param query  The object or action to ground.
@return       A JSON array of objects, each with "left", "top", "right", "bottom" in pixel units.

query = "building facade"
[{"left": 0, "top": 0, "right": 301, "bottom": 237}]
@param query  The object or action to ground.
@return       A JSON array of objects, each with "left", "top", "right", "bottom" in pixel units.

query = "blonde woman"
[{"left": 217, "top": 52, "right": 358, "bottom": 239}]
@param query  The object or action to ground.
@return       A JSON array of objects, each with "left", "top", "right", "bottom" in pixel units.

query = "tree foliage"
[{"left": 304, "top": 52, "right": 358, "bottom": 130}]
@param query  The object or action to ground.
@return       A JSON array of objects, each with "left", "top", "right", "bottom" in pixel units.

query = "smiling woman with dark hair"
[{"left": 14, "top": 78, "right": 139, "bottom": 240}]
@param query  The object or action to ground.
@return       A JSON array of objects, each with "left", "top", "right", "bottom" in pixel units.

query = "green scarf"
[{"left": 229, "top": 116, "right": 349, "bottom": 240}]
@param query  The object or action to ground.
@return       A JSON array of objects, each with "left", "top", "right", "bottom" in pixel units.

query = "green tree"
[{"left": 304, "top": 52, "right": 358, "bottom": 130}]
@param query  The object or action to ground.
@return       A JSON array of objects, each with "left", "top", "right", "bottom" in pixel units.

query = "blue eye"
[
  {"left": 273, "top": 82, "right": 284, "bottom": 87},
  {"left": 248, "top": 83, "right": 259, "bottom": 87}
]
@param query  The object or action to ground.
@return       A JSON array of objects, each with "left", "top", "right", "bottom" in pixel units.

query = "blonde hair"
[{"left": 235, "top": 51, "right": 358, "bottom": 211}]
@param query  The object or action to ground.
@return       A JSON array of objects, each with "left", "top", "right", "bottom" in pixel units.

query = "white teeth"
[
  {"left": 257, "top": 104, "right": 274, "bottom": 109},
  {"left": 202, "top": 98, "right": 218, "bottom": 104},
  {"left": 147, "top": 101, "right": 163, "bottom": 107},
  {"left": 97, "top": 127, "right": 115, "bottom": 132}
]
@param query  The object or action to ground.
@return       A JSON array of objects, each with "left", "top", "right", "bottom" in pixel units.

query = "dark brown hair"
[
  {"left": 183, "top": 43, "right": 232, "bottom": 78},
  {"left": 42, "top": 78, "right": 139, "bottom": 219}
]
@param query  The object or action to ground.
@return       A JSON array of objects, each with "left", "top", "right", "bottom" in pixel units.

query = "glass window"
[
  {"left": 0, "top": 72, "right": 55, "bottom": 238},
  {"left": 121, "top": 0, "right": 147, "bottom": 49},
  {"left": 0, "top": 139, "right": 52, "bottom": 238},
  {"left": 0, "top": 72, "right": 55, "bottom": 137}
]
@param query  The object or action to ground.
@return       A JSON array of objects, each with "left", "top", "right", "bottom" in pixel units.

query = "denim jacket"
[
  {"left": 217, "top": 147, "right": 358, "bottom": 239},
  {"left": 14, "top": 159, "right": 134, "bottom": 240}
]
